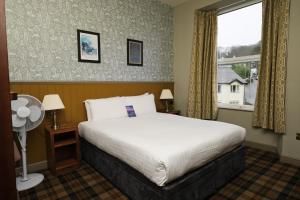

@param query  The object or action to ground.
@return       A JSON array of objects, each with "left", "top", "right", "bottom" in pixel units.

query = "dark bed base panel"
[{"left": 80, "top": 138, "right": 245, "bottom": 200}]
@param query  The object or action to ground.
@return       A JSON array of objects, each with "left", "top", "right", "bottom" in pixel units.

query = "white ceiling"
[{"left": 159, "top": 0, "right": 190, "bottom": 7}]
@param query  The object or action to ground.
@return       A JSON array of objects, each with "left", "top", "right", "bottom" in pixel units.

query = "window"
[
  {"left": 218, "top": 85, "right": 222, "bottom": 93},
  {"left": 229, "top": 100, "right": 239, "bottom": 105},
  {"left": 230, "top": 85, "right": 239, "bottom": 93},
  {"left": 217, "top": 2, "right": 262, "bottom": 110}
]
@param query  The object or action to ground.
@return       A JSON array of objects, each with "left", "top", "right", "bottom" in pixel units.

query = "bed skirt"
[{"left": 80, "top": 138, "right": 245, "bottom": 200}]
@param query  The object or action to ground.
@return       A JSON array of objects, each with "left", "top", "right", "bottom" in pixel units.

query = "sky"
[{"left": 217, "top": 3, "right": 262, "bottom": 48}]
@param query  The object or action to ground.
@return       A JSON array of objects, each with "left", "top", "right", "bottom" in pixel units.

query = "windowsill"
[{"left": 218, "top": 103, "right": 254, "bottom": 112}]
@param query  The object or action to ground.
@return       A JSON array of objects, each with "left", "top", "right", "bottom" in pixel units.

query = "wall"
[
  {"left": 173, "top": 0, "right": 300, "bottom": 156},
  {"left": 5, "top": 0, "right": 173, "bottom": 82},
  {"left": 218, "top": 109, "right": 278, "bottom": 148},
  {"left": 281, "top": 0, "right": 300, "bottom": 160},
  {"left": 11, "top": 82, "right": 174, "bottom": 164}
]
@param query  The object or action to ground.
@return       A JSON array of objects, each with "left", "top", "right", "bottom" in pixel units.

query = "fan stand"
[{"left": 16, "top": 127, "right": 44, "bottom": 191}]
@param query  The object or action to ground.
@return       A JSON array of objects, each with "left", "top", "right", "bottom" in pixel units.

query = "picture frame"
[
  {"left": 127, "top": 39, "right": 143, "bottom": 66},
  {"left": 77, "top": 29, "right": 101, "bottom": 63}
]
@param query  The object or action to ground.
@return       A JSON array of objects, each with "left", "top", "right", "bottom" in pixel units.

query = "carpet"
[{"left": 20, "top": 147, "right": 300, "bottom": 200}]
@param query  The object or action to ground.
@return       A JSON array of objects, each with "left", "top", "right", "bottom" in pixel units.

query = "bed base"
[{"left": 80, "top": 138, "right": 245, "bottom": 200}]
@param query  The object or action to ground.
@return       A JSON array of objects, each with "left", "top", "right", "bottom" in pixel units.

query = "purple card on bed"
[{"left": 126, "top": 105, "right": 136, "bottom": 117}]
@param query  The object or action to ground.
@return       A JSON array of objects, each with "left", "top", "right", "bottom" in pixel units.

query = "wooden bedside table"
[
  {"left": 45, "top": 123, "right": 80, "bottom": 175},
  {"left": 158, "top": 109, "right": 181, "bottom": 115}
]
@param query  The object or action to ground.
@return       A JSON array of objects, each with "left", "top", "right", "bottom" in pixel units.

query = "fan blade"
[
  {"left": 11, "top": 98, "right": 29, "bottom": 112},
  {"left": 17, "top": 106, "right": 31, "bottom": 118},
  {"left": 29, "top": 105, "right": 42, "bottom": 122},
  {"left": 12, "top": 114, "right": 27, "bottom": 128}
]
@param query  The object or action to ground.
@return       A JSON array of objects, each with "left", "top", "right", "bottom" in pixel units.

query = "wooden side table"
[
  {"left": 158, "top": 109, "right": 181, "bottom": 115},
  {"left": 45, "top": 123, "right": 80, "bottom": 175}
]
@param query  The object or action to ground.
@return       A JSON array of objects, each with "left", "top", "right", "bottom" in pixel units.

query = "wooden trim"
[
  {"left": 16, "top": 160, "right": 48, "bottom": 174},
  {"left": 10, "top": 81, "right": 174, "bottom": 84},
  {"left": 0, "top": 0, "right": 17, "bottom": 198},
  {"left": 240, "top": 141, "right": 300, "bottom": 166},
  {"left": 245, "top": 141, "right": 278, "bottom": 153},
  {"left": 280, "top": 156, "right": 300, "bottom": 167}
]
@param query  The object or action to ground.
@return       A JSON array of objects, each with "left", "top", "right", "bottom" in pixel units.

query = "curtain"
[
  {"left": 187, "top": 10, "right": 218, "bottom": 120},
  {"left": 253, "top": 0, "right": 290, "bottom": 134}
]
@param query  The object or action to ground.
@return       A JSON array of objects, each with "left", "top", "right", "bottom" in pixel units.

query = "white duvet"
[{"left": 78, "top": 113, "right": 246, "bottom": 186}]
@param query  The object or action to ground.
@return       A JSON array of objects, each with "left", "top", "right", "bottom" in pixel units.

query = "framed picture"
[
  {"left": 77, "top": 29, "right": 101, "bottom": 63},
  {"left": 127, "top": 39, "right": 143, "bottom": 66}
]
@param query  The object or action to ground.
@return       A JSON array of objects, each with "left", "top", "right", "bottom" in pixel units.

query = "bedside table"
[
  {"left": 158, "top": 109, "right": 181, "bottom": 115},
  {"left": 45, "top": 123, "right": 80, "bottom": 175}
]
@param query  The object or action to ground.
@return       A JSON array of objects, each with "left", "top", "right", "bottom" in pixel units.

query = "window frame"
[
  {"left": 229, "top": 100, "right": 239, "bottom": 105},
  {"left": 230, "top": 84, "right": 240, "bottom": 93},
  {"left": 217, "top": 0, "right": 262, "bottom": 16},
  {"left": 217, "top": 1, "right": 261, "bottom": 112},
  {"left": 218, "top": 103, "right": 254, "bottom": 111}
]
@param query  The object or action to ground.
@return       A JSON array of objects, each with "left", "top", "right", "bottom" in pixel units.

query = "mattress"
[{"left": 78, "top": 112, "right": 246, "bottom": 186}]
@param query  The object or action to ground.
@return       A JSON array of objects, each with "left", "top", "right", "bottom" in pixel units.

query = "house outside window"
[
  {"left": 217, "top": 67, "right": 246, "bottom": 106},
  {"left": 217, "top": 2, "right": 262, "bottom": 111},
  {"left": 229, "top": 100, "right": 240, "bottom": 105}
]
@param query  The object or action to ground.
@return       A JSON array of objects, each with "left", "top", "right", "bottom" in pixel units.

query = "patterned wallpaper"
[{"left": 5, "top": 0, "right": 174, "bottom": 82}]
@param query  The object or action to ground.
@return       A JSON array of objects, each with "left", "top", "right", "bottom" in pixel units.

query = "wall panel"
[{"left": 11, "top": 82, "right": 174, "bottom": 164}]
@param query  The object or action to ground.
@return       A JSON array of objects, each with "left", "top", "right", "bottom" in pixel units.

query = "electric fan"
[{"left": 11, "top": 94, "right": 45, "bottom": 191}]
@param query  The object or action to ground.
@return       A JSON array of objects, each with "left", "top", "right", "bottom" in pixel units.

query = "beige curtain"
[
  {"left": 253, "top": 0, "right": 290, "bottom": 134},
  {"left": 187, "top": 10, "right": 218, "bottom": 120}
]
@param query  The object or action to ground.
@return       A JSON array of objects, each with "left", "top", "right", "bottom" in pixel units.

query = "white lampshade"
[
  {"left": 160, "top": 89, "right": 173, "bottom": 100},
  {"left": 42, "top": 94, "right": 65, "bottom": 111}
]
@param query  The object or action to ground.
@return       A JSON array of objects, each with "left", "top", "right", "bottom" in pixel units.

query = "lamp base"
[
  {"left": 52, "top": 124, "right": 59, "bottom": 130},
  {"left": 165, "top": 100, "right": 169, "bottom": 112},
  {"left": 52, "top": 110, "right": 58, "bottom": 130}
]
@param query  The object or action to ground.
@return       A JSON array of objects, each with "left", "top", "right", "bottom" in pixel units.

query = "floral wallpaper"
[{"left": 5, "top": 0, "right": 174, "bottom": 82}]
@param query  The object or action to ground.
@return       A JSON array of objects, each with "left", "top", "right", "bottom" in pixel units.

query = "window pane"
[{"left": 217, "top": 3, "right": 262, "bottom": 107}]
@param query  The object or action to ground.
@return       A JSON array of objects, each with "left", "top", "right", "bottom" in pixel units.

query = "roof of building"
[{"left": 217, "top": 66, "right": 247, "bottom": 84}]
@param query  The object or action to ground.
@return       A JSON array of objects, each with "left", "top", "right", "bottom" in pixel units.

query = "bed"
[{"left": 79, "top": 94, "right": 246, "bottom": 200}]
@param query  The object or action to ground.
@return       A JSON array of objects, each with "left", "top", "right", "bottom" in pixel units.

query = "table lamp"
[
  {"left": 160, "top": 89, "right": 173, "bottom": 112},
  {"left": 42, "top": 94, "right": 65, "bottom": 130}
]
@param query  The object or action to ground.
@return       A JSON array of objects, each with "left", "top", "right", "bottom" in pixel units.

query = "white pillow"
[
  {"left": 84, "top": 101, "right": 92, "bottom": 121},
  {"left": 86, "top": 97, "right": 127, "bottom": 121},
  {"left": 122, "top": 92, "right": 149, "bottom": 98},
  {"left": 122, "top": 94, "right": 156, "bottom": 116}
]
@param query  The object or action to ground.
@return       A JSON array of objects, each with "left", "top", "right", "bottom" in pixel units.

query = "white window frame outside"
[
  {"left": 218, "top": 103, "right": 254, "bottom": 111},
  {"left": 229, "top": 100, "right": 239, "bottom": 104}
]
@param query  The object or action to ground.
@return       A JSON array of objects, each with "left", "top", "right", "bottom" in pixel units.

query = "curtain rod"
[
  {"left": 218, "top": 0, "right": 247, "bottom": 11},
  {"left": 217, "top": 0, "right": 262, "bottom": 15},
  {"left": 201, "top": 0, "right": 261, "bottom": 15}
]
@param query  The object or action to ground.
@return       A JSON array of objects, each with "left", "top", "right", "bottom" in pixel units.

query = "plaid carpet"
[{"left": 20, "top": 147, "right": 300, "bottom": 200}]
